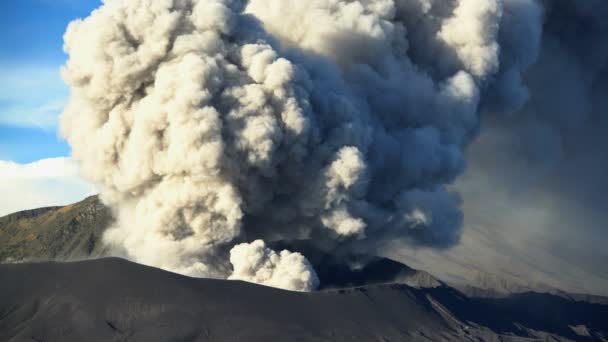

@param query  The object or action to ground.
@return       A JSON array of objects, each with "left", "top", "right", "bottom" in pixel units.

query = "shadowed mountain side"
[
  {"left": 424, "top": 286, "right": 608, "bottom": 340},
  {"left": 313, "top": 255, "right": 443, "bottom": 290},
  {"left": 267, "top": 241, "right": 445, "bottom": 290},
  {"left": 1, "top": 259, "right": 607, "bottom": 341},
  {"left": 0, "top": 258, "right": 454, "bottom": 342}
]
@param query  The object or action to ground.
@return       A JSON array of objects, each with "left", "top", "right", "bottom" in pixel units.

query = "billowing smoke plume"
[
  {"left": 229, "top": 240, "right": 319, "bottom": 291},
  {"left": 380, "top": 0, "right": 608, "bottom": 296},
  {"left": 60, "top": 0, "right": 549, "bottom": 291}
]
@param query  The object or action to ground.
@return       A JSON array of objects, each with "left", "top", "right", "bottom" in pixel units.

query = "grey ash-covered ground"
[
  {"left": 1, "top": 258, "right": 607, "bottom": 342},
  {"left": 1, "top": 198, "right": 607, "bottom": 341}
]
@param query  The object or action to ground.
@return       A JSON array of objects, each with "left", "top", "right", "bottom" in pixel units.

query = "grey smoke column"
[
  {"left": 445, "top": 0, "right": 608, "bottom": 294},
  {"left": 60, "top": 0, "right": 519, "bottom": 291}
]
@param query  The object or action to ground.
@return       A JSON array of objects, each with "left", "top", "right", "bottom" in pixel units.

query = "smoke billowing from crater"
[{"left": 60, "top": 0, "right": 600, "bottom": 291}]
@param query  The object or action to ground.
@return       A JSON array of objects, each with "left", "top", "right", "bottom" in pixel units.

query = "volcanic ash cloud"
[{"left": 60, "top": 0, "right": 539, "bottom": 291}]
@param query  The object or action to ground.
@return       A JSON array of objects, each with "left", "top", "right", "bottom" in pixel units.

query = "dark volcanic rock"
[
  {"left": 0, "top": 259, "right": 452, "bottom": 342},
  {"left": 314, "top": 255, "right": 443, "bottom": 290},
  {"left": 1, "top": 258, "right": 607, "bottom": 342}
]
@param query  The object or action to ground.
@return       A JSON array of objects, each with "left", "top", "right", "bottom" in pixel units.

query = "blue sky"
[
  {"left": 0, "top": 0, "right": 101, "bottom": 163},
  {"left": 0, "top": 0, "right": 101, "bottom": 214}
]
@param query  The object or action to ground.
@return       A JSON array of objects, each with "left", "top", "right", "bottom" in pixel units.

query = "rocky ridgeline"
[{"left": 0, "top": 196, "right": 112, "bottom": 262}]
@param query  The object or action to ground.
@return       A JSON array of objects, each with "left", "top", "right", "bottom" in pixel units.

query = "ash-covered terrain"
[
  {"left": 1, "top": 200, "right": 608, "bottom": 341},
  {"left": 1, "top": 258, "right": 607, "bottom": 342},
  {"left": 2, "top": 196, "right": 603, "bottom": 298}
]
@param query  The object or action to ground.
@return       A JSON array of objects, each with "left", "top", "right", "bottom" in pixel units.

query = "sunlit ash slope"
[
  {"left": 0, "top": 196, "right": 110, "bottom": 263},
  {"left": 1, "top": 258, "right": 607, "bottom": 342}
]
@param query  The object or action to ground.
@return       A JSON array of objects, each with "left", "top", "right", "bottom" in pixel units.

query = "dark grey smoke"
[{"left": 447, "top": 0, "right": 608, "bottom": 294}]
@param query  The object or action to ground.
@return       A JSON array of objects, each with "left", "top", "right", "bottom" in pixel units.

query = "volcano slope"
[
  {"left": 0, "top": 196, "right": 111, "bottom": 262},
  {"left": 1, "top": 258, "right": 607, "bottom": 342},
  {"left": 2, "top": 196, "right": 604, "bottom": 300}
]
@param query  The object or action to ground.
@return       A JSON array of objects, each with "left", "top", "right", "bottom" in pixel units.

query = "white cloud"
[{"left": 0, "top": 157, "right": 97, "bottom": 217}]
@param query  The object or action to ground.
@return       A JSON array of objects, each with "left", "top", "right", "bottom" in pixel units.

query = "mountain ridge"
[
  {"left": 0, "top": 196, "right": 111, "bottom": 263},
  {"left": 0, "top": 196, "right": 604, "bottom": 299},
  {"left": 1, "top": 258, "right": 607, "bottom": 341}
]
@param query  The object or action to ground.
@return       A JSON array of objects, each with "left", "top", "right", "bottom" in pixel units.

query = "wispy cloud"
[
  {"left": 0, "top": 157, "right": 96, "bottom": 217},
  {"left": 0, "top": 65, "right": 68, "bottom": 130}
]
